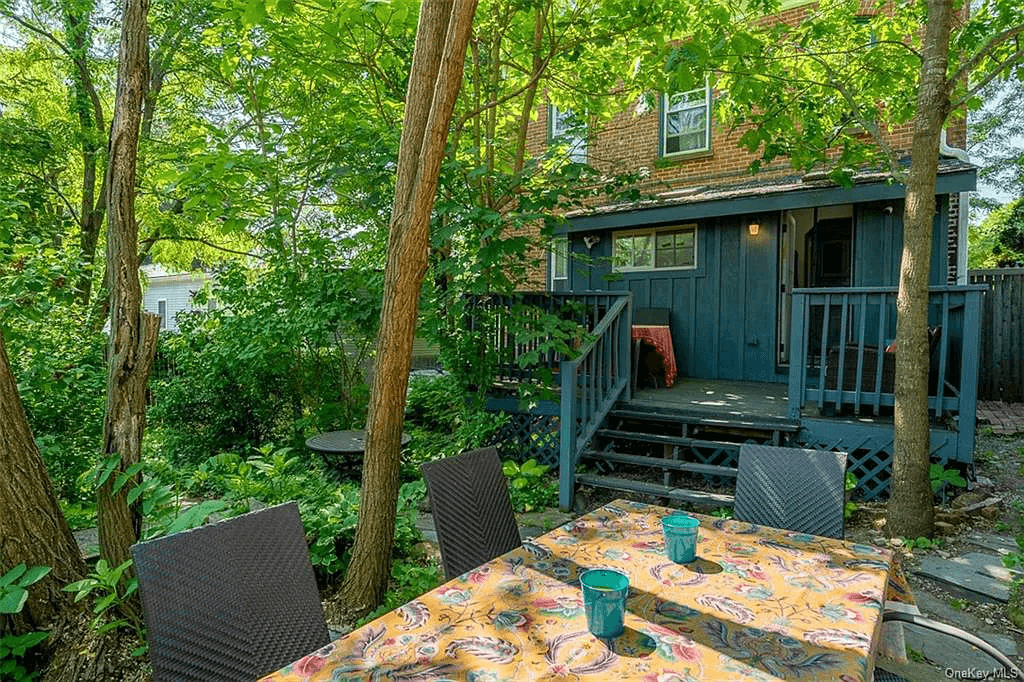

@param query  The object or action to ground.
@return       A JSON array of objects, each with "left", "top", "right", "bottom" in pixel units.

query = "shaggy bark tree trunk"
[
  {"left": 334, "top": 0, "right": 478, "bottom": 619},
  {"left": 0, "top": 332, "right": 87, "bottom": 634},
  {"left": 888, "top": 0, "right": 953, "bottom": 538},
  {"left": 97, "top": 0, "right": 160, "bottom": 571}
]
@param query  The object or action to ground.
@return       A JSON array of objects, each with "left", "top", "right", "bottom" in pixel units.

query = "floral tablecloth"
[
  {"left": 632, "top": 325, "right": 678, "bottom": 387},
  {"left": 264, "top": 499, "right": 911, "bottom": 682}
]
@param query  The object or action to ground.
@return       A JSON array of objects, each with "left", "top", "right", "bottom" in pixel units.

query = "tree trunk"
[
  {"left": 888, "top": 0, "right": 953, "bottom": 538},
  {"left": 0, "top": 331, "right": 87, "bottom": 634},
  {"left": 97, "top": 0, "right": 160, "bottom": 571},
  {"left": 63, "top": 4, "right": 108, "bottom": 307},
  {"left": 333, "top": 0, "right": 478, "bottom": 619}
]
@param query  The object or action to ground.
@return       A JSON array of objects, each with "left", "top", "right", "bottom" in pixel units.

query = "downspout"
[{"left": 940, "top": 129, "right": 971, "bottom": 285}]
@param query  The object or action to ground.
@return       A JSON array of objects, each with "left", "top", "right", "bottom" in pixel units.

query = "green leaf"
[
  {"left": 19, "top": 565, "right": 51, "bottom": 587},
  {"left": 93, "top": 593, "right": 116, "bottom": 614},
  {"left": 165, "top": 499, "right": 229, "bottom": 534},
  {"left": 0, "top": 564, "right": 27, "bottom": 587},
  {"left": 112, "top": 462, "right": 146, "bottom": 494},
  {"left": 95, "top": 619, "right": 128, "bottom": 636},
  {"left": 95, "top": 455, "right": 120, "bottom": 488},
  {"left": 14, "top": 631, "right": 47, "bottom": 650},
  {"left": 243, "top": 0, "right": 266, "bottom": 25},
  {"left": 0, "top": 586, "right": 28, "bottom": 614}
]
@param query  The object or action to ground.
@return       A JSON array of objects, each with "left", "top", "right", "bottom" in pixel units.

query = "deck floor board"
[{"left": 626, "top": 378, "right": 791, "bottom": 422}]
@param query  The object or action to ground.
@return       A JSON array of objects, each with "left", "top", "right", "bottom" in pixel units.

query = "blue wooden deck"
[{"left": 471, "top": 285, "right": 985, "bottom": 507}]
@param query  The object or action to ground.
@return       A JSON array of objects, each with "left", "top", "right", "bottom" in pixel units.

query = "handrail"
[
  {"left": 558, "top": 294, "right": 633, "bottom": 510},
  {"left": 464, "top": 291, "right": 631, "bottom": 382}
]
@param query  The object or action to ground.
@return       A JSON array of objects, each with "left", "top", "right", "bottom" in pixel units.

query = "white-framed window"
[
  {"left": 157, "top": 299, "right": 167, "bottom": 329},
  {"left": 661, "top": 84, "right": 711, "bottom": 157},
  {"left": 613, "top": 225, "right": 697, "bottom": 271},
  {"left": 549, "top": 105, "right": 587, "bottom": 163},
  {"left": 550, "top": 235, "right": 568, "bottom": 288}
]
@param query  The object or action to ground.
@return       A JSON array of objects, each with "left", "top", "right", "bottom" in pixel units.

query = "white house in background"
[{"left": 141, "top": 264, "right": 211, "bottom": 332}]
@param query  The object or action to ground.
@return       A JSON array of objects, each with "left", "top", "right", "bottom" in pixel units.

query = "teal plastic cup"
[
  {"left": 662, "top": 514, "right": 700, "bottom": 563},
  {"left": 579, "top": 568, "right": 629, "bottom": 638}
]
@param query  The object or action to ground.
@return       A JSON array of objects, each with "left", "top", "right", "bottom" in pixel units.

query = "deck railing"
[
  {"left": 787, "top": 286, "right": 985, "bottom": 435},
  {"left": 464, "top": 292, "right": 632, "bottom": 382},
  {"left": 464, "top": 291, "right": 633, "bottom": 509},
  {"left": 558, "top": 294, "right": 633, "bottom": 509}
]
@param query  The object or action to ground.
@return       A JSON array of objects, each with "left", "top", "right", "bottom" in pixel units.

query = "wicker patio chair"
[
  {"left": 421, "top": 447, "right": 522, "bottom": 580},
  {"left": 874, "top": 610, "right": 1022, "bottom": 681},
  {"left": 733, "top": 443, "right": 847, "bottom": 539},
  {"left": 131, "top": 501, "right": 330, "bottom": 682}
]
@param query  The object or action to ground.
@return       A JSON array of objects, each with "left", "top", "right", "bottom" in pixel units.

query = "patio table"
[
  {"left": 263, "top": 498, "right": 912, "bottom": 682},
  {"left": 305, "top": 430, "right": 410, "bottom": 479},
  {"left": 632, "top": 324, "right": 678, "bottom": 387}
]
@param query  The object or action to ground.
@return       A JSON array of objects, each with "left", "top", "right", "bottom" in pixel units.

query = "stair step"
[
  {"left": 576, "top": 474, "right": 735, "bottom": 509},
  {"left": 608, "top": 407, "right": 800, "bottom": 433},
  {"left": 582, "top": 450, "right": 738, "bottom": 478},
  {"left": 596, "top": 429, "right": 741, "bottom": 452}
]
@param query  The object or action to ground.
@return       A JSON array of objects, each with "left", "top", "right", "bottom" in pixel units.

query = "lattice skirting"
[
  {"left": 795, "top": 419, "right": 958, "bottom": 501},
  {"left": 487, "top": 411, "right": 561, "bottom": 469}
]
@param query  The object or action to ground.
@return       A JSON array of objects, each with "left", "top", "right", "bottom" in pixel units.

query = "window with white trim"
[
  {"left": 661, "top": 85, "right": 711, "bottom": 156},
  {"left": 549, "top": 105, "right": 587, "bottom": 163},
  {"left": 551, "top": 236, "right": 568, "bottom": 281},
  {"left": 613, "top": 225, "right": 697, "bottom": 271},
  {"left": 157, "top": 299, "right": 167, "bottom": 329}
]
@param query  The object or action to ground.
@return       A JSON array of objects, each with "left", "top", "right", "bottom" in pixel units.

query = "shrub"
[
  {"left": 177, "top": 446, "right": 426, "bottom": 582},
  {"left": 148, "top": 249, "right": 379, "bottom": 466},
  {"left": 403, "top": 374, "right": 507, "bottom": 476},
  {"left": 8, "top": 312, "right": 106, "bottom": 503},
  {"left": 502, "top": 458, "right": 558, "bottom": 512}
]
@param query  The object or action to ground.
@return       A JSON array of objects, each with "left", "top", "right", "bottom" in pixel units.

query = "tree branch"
[
  {"left": 138, "top": 235, "right": 265, "bottom": 260},
  {"left": 0, "top": 10, "right": 75, "bottom": 59},
  {"left": 949, "top": 46, "right": 1024, "bottom": 111},
  {"left": 948, "top": 22, "right": 1024, "bottom": 88}
]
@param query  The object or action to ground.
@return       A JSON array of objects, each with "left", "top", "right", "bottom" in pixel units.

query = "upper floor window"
[
  {"left": 550, "top": 235, "right": 568, "bottom": 288},
  {"left": 661, "top": 85, "right": 711, "bottom": 157},
  {"left": 549, "top": 105, "right": 587, "bottom": 163},
  {"left": 613, "top": 225, "right": 697, "bottom": 271}
]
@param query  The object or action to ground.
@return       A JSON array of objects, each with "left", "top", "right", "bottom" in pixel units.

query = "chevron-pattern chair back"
[
  {"left": 734, "top": 443, "right": 847, "bottom": 539},
  {"left": 421, "top": 447, "right": 522, "bottom": 580},
  {"left": 131, "top": 502, "right": 330, "bottom": 681}
]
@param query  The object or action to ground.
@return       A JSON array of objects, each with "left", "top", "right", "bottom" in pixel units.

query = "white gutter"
[{"left": 939, "top": 129, "right": 971, "bottom": 284}]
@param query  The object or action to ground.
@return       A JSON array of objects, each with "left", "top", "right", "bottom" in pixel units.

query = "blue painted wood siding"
[{"left": 568, "top": 198, "right": 953, "bottom": 383}]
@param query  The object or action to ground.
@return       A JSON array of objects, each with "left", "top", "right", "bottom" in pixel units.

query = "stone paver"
[
  {"left": 967, "top": 532, "right": 1021, "bottom": 556},
  {"left": 900, "top": 591, "right": 1019, "bottom": 676},
  {"left": 977, "top": 400, "right": 1024, "bottom": 435},
  {"left": 73, "top": 527, "right": 99, "bottom": 560},
  {"left": 915, "top": 555, "right": 1011, "bottom": 603}
]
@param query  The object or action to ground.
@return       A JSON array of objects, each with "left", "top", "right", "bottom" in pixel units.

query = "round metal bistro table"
[{"left": 305, "top": 430, "right": 410, "bottom": 480}]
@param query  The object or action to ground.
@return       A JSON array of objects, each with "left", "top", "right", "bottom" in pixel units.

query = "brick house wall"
[{"left": 520, "top": 3, "right": 970, "bottom": 289}]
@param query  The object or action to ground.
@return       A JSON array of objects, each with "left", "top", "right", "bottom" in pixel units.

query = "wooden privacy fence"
[{"left": 970, "top": 268, "right": 1024, "bottom": 402}]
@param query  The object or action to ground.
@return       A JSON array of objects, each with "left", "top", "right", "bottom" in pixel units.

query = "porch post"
[
  {"left": 957, "top": 288, "right": 984, "bottom": 463},
  {"left": 787, "top": 291, "right": 808, "bottom": 420},
  {"left": 622, "top": 295, "right": 633, "bottom": 400},
  {"left": 559, "top": 358, "right": 577, "bottom": 511}
]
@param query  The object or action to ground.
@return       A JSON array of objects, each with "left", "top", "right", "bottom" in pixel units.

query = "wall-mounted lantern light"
[{"left": 748, "top": 223, "right": 760, "bottom": 236}]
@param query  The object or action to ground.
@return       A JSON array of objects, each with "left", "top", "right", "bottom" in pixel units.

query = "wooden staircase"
[{"left": 577, "top": 403, "right": 801, "bottom": 509}]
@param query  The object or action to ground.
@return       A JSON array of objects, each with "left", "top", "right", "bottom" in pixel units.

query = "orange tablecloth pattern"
[
  {"left": 265, "top": 500, "right": 908, "bottom": 682},
  {"left": 632, "top": 324, "right": 678, "bottom": 387}
]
